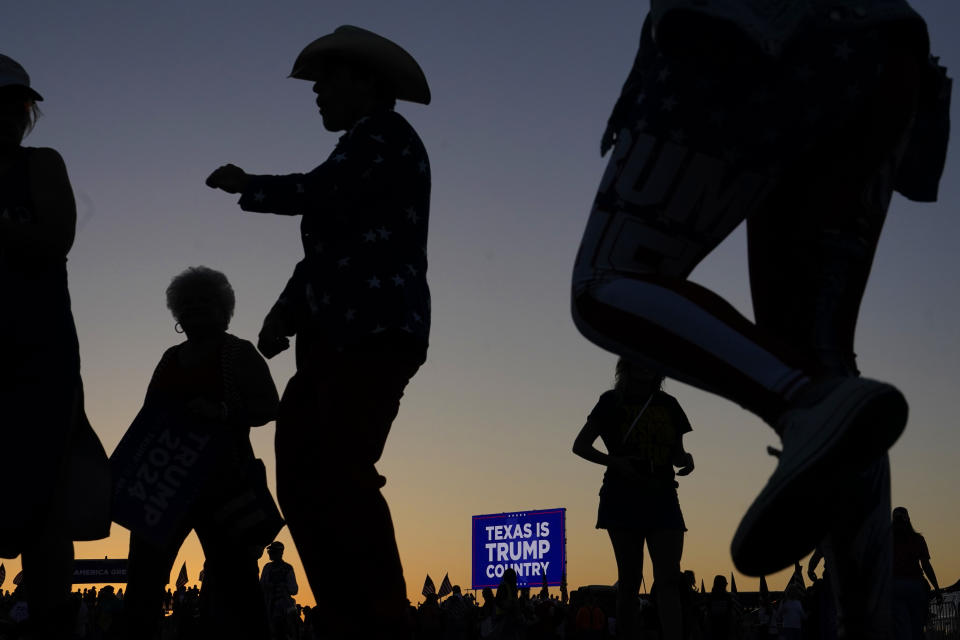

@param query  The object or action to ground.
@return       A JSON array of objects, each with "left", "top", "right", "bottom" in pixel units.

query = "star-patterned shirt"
[
  {"left": 597, "top": 8, "right": 940, "bottom": 185},
  {"left": 239, "top": 109, "right": 430, "bottom": 358},
  {"left": 649, "top": 0, "right": 927, "bottom": 56}
]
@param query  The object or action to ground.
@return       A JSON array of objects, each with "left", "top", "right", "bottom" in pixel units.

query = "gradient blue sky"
[{"left": 4, "top": 1, "right": 959, "bottom": 604}]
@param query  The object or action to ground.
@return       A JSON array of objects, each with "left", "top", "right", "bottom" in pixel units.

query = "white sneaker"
[{"left": 731, "top": 377, "right": 907, "bottom": 576}]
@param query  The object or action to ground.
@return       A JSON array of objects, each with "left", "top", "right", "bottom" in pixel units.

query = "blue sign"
[{"left": 472, "top": 508, "right": 566, "bottom": 590}]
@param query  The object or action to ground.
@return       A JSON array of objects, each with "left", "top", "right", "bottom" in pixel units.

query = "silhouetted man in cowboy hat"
[{"left": 206, "top": 25, "right": 431, "bottom": 638}]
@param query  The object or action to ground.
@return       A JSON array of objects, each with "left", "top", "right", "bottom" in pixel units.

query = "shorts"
[{"left": 596, "top": 480, "right": 686, "bottom": 534}]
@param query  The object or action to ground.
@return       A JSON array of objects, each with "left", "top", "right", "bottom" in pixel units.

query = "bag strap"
[
  {"left": 622, "top": 392, "right": 655, "bottom": 445},
  {"left": 221, "top": 333, "right": 250, "bottom": 423}
]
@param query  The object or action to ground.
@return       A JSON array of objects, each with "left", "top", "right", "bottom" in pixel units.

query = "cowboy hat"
[{"left": 290, "top": 25, "right": 430, "bottom": 105}]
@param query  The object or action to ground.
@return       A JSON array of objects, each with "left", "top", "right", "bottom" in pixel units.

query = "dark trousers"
[
  {"left": 122, "top": 497, "right": 269, "bottom": 639},
  {"left": 745, "top": 66, "right": 901, "bottom": 640},
  {"left": 276, "top": 350, "right": 421, "bottom": 637},
  {"left": 893, "top": 578, "right": 929, "bottom": 640}
]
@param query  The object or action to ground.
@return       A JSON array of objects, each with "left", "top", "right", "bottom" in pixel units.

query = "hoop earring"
[{"left": 175, "top": 322, "right": 184, "bottom": 334}]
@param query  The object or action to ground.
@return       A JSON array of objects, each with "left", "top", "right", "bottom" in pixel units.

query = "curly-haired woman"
[{"left": 120, "top": 267, "right": 280, "bottom": 640}]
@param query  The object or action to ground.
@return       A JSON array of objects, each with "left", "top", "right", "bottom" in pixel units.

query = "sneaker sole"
[{"left": 731, "top": 379, "right": 907, "bottom": 576}]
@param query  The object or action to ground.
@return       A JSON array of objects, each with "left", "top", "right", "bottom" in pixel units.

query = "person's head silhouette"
[
  {"left": 502, "top": 568, "right": 517, "bottom": 589},
  {"left": 614, "top": 357, "right": 664, "bottom": 401},
  {"left": 0, "top": 54, "right": 42, "bottom": 149},
  {"left": 711, "top": 575, "right": 727, "bottom": 594},
  {"left": 891, "top": 506, "right": 918, "bottom": 538},
  {"left": 288, "top": 26, "right": 430, "bottom": 133},
  {"left": 166, "top": 266, "right": 234, "bottom": 340},
  {"left": 267, "top": 540, "right": 285, "bottom": 562}
]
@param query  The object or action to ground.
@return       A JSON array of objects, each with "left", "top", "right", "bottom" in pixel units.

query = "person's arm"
[
  {"left": 206, "top": 116, "right": 398, "bottom": 216},
  {"left": 226, "top": 339, "right": 280, "bottom": 427},
  {"left": 572, "top": 417, "right": 611, "bottom": 467},
  {"left": 675, "top": 451, "right": 694, "bottom": 475},
  {"left": 258, "top": 260, "right": 309, "bottom": 358},
  {"left": 204, "top": 163, "right": 312, "bottom": 216},
  {"left": 669, "top": 396, "right": 695, "bottom": 475},
  {"left": 673, "top": 437, "right": 694, "bottom": 476},
  {"left": 808, "top": 548, "right": 823, "bottom": 581},
  {"left": 236, "top": 167, "right": 326, "bottom": 217},
  {"left": 0, "top": 147, "right": 76, "bottom": 257},
  {"left": 920, "top": 557, "right": 942, "bottom": 603},
  {"left": 260, "top": 564, "right": 269, "bottom": 590},
  {"left": 573, "top": 415, "right": 645, "bottom": 479},
  {"left": 915, "top": 535, "right": 943, "bottom": 604},
  {"left": 143, "top": 347, "right": 178, "bottom": 407},
  {"left": 285, "top": 565, "right": 298, "bottom": 597}
]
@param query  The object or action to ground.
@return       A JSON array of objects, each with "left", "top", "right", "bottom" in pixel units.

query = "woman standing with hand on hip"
[
  {"left": 0, "top": 54, "right": 111, "bottom": 639},
  {"left": 574, "top": 358, "right": 695, "bottom": 640}
]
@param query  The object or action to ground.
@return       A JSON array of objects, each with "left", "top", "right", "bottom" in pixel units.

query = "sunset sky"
[{"left": 4, "top": 1, "right": 959, "bottom": 606}]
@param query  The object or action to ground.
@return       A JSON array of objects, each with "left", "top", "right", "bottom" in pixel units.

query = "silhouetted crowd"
[{"left": 2, "top": 570, "right": 954, "bottom": 640}]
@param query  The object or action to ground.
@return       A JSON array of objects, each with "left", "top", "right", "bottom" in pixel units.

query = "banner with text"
[
  {"left": 109, "top": 404, "right": 220, "bottom": 546},
  {"left": 472, "top": 508, "right": 565, "bottom": 590},
  {"left": 73, "top": 559, "right": 128, "bottom": 584}
]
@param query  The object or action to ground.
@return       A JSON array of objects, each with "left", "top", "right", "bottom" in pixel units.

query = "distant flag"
[
  {"left": 759, "top": 575, "right": 769, "bottom": 598},
  {"left": 787, "top": 562, "right": 805, "bottom": 591},
  {"left": 13, "top": 570, "right": 23, "bottom": 586},
  {"left": 198, "top": 569, "right": 205, "bottom": 583},
  {"left": 560, "top": 572, "right": 568, "bottom": 604},
  {"left": 0, "top": 563, "right": 4, "bottom": 588},
  {"left": 176, "top": 562, "right": 188, "bottom": 589},
  {"left": 422, "top": 574, "right": 435, "bottom": 597},
  {"left": 700, "top": 578, "right": 706, "bottom": 594},
  {"left": 540, "top": 572, "right": 549, "bottom": 598},
  {"left": 730, "top": 572, "right": 738, "bottom": 595},
  {"left": 438, "top": 573, "right": 452, "bottom": 598}
]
